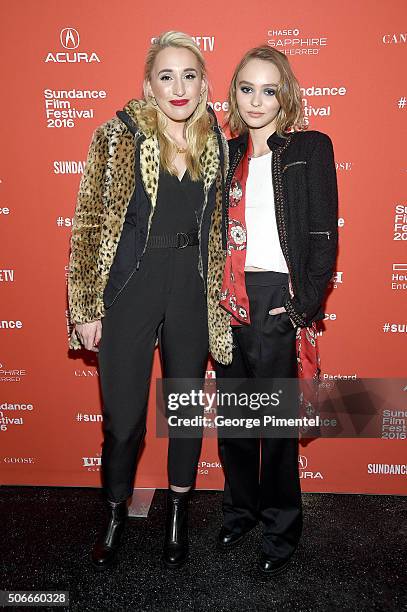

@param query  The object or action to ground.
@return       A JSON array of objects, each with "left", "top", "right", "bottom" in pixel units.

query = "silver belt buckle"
[{"left": 177, "top": 232, "right": 189, "bottom": 248}]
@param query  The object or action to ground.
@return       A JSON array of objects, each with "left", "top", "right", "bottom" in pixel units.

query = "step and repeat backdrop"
[{"left": 1, "top": 0, "right": 406, "bottom": 495}]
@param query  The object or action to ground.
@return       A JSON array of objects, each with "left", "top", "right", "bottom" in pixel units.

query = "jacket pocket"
[
  {"left": 282, "top": 160, "right": 307, "bottom": 173},
  {"left": 309, "top": 230, "right": 332, "bottom": 240}
]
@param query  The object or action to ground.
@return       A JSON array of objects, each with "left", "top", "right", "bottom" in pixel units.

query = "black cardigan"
[{"left": 225, "top": 130, "right": 339, "bottom": 327}]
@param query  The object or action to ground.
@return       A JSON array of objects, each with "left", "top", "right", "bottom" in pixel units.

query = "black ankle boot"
[
  {"left": 91, "top": 498, "right": 128, "bottom": 570},
  {"left": 162, "top": 489, "right": 189, "bottom": 568}
]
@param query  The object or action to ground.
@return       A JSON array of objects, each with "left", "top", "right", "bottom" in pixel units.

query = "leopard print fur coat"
[{"left": 67, "top": 99, "right": 233, "bottom": 364}]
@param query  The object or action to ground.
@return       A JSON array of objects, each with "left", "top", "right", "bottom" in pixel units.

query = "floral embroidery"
[
  {"left": 229, "top": 178, "right": 243, "bottom": 206},
  {"left": 229, "top": 295, "right": 237, "bottom": 311},
  {"left": 238, "top": 307, "right": 248, "bottom": 319},
  {"left": 228, "top": 220, "right": 246, "bottom": 253}
]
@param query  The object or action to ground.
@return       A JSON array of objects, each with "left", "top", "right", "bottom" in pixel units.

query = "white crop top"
[{"left": 244, "top": 151, "right": 289, "bottom": 273}]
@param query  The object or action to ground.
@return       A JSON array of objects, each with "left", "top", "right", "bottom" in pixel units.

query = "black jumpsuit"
[{"left": 97, "top": 167, "right": 208, "bottom": 502}]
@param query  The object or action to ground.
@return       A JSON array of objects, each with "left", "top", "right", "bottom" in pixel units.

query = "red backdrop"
[{"left": 1, "top": 0, "right": 406, "bottom": 495}]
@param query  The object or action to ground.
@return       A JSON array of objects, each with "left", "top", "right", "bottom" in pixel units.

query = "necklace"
[{"left": 164, "top": 132, "right": 188, "bottom": 154}]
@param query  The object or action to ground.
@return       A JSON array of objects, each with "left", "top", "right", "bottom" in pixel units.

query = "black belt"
[{"left": 146, "top": 231, "right": 199, "bottom": 249}]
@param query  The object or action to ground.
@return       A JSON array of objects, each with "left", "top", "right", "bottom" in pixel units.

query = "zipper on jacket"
[
  {"left": 105, "top": 265, "right": 139, "bottom": 308},
  {"left": 309, "top": 230, "right": 331, "bottom": 239}
]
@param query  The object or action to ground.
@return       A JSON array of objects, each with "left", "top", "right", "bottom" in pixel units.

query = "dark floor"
[{"left": 0, "top": 486, "right": 406, "bottom": 612}]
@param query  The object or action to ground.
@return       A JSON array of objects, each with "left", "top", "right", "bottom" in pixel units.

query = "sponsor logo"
[
  {"left": 0, "top": 270, "right": 14, "bottom": 282},
  {"left": 0, "top": 360, "right": 27, "bottom": 382},
  {"left": 198, "top": 459, "right": 222, "bottom": 475},
  {"left": 151, "top": 35, "right": 215, "bottom": 51},
  {"left": 382, "top": 33, "right": 406, "bottom": 44},
  {"left": 391, "top": 263, "right": 407, "bottom": 290},
  {"left": 3, "top": 456, "right": 35, "bottom": 464},
  {"left": 267, "top": 27, "right": 328, "bottom": 56},
  {"left": 322, "top": 373, "right": 357, "bottom": 380},
  {"left": 60, "top": 27, "right": 80, "bottom": 49},
  {"left": 336, "top": 161, "right": 353, "bottom": 171},
  {"left": 73, "top": 369, "right": 99, "bottom": 378},
  {"left": 45, "top": 28, "right": 101, "bottom": 63},
  {"left": 298, "top": 455, "right": 323, "bottom": 479},
  {"left": 298, "top": 454, "right": 307, "bottom": 469},
  {"left": 82, "top": 452, "right": 101, "bottom": 471}
]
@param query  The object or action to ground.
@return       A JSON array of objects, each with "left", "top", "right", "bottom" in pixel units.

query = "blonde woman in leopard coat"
[{"left": 67, "top": 31, "right": 228, "bottom": 570}]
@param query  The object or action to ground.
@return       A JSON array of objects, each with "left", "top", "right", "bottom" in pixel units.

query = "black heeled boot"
[
  {"left": 162, "top": 489, "right": 189, "bottom": 568},
  {"left": 91, "top": 498, "right": 128, "bottom": 570}
]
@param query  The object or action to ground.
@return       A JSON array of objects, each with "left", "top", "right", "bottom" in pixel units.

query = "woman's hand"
[
  {"left": 74, "top": 320, "right": 102, "bottom": 352},
  {"left": 269, "top": 306, "right": 297, "bottom": 329}
]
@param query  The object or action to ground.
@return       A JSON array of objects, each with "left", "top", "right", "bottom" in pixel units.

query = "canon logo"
[
  {"left": 60, "top": 28, "right": 80, "bottom": 49},
  {"left": 382, "top": 33, "right": 406, "bottom": 44}
]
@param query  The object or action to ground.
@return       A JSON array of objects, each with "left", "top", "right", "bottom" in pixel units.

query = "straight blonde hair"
[
  {"left": 139, "top": 31, "right": 215, "bottom": 180},
  {"left": 226, "top": 45, "right": 306, "bottom": 137}
]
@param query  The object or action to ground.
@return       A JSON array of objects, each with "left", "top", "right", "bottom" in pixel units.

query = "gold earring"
[{"left": 150, "top": 96, "right": 158, "bottom": 107}]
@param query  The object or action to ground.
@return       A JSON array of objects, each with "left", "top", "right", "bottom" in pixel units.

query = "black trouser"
[
  {"left": 215, "top": 271, "right": 302, "bottom": 558},
  {"left": 97, "top": 246, "right": 208, "bottom": 502}
]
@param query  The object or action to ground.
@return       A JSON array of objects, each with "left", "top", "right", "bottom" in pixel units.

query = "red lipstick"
[{"left": 170, "top": 99, "right": 189, "bottom": 106}]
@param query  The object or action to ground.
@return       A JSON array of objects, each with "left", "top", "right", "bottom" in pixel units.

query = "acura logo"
[
  {"left": 60, "top": 28, "right": 80, "bottom": 50},
  {"left": 298, "top": 455, "right": 308, "bottom": 469}
]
